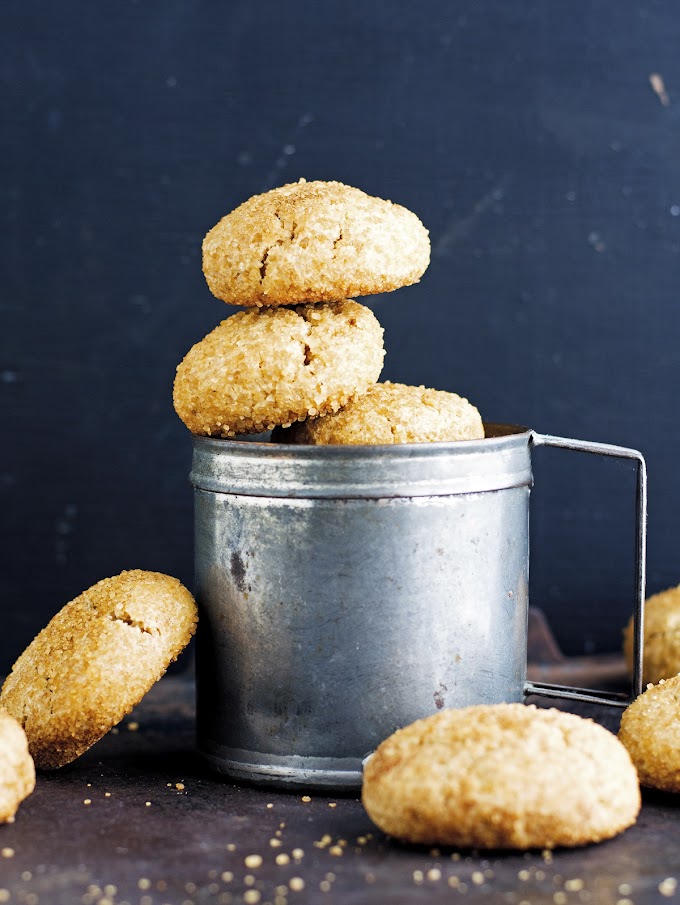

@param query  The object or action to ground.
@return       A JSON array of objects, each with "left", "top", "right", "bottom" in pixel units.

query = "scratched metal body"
[{"left": 191, "top": 425, "right": 533, "bottom": 790}]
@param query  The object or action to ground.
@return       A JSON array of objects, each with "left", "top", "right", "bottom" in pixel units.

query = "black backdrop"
[{"left": 2, "top": 1, "right": 679, "bottom": 670}]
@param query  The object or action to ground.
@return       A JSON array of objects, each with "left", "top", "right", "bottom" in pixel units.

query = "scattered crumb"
[
  {"left": 413, "top": 870, "right": 424, "bottom": 885},
  {"left": 226, "top": 844, "right": 236, "bottom": 852},
  {"left": 660, "top": 878, "right": 678, "bottom": 897},
  {"left": 145, "top": 801, "right": 152, "bottom": 807},
  {"left": 176, "top": 783, "right": 185, "bottom": 791},
  {"left": 266, "top": 803, "right": 273, "bottom": 809},
  {"left": 270, "top": 838, "right": 282, "bottom": 848},
  {"left": 138, "top": 879, "right": 152, "bottom": 890},
  {"left": 328, "top": 802, "right": 336, "bottom": 808},
  {"left": 221, "top": 872, "right": 233, "bottom": 883},
  {"left": 301, "top": 795, "right": 311, "bottom": 803},
  {"left": 472, "top": 871, "right": 485, "bottom": 886},
  {"left": 128, "top": 722, "right": 140, "bottom": 731},
  {"left": 565, "top": 879, "right": 585, "bottom": 892},
  {"left": 650, "top": 73, "right": 671, "bottom": 106},
  {"left": 275, "top": 854, "right": 290, "bottom": 866},
  {"left": 244, "top": 855, "right": 263, "bottom": 869},
  {"left": 328, "top": 845, "right": 343, "bottom": 857},
  {"left": 243, "top": 891, "right": 261, "bottom": 905},
  {"left": 427, "top": 868, "right": 442, "bottom": 882},
  {"left": 244, "top": 875, "right": 255, "bottom": 886},
  {"left": 292, "top": 848, "right": 304, "bottom": 861},
  {"left": 289, "top": 878, "right": 305, "bottom": 892},
  {"left": 84, "top": 799, "right": 92, "bottom": 806},
  {"left": 104, "top": 792, "right": 111, "bottom": 798}
]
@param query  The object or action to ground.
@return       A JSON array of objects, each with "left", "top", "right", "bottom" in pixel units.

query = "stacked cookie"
[{"left": 173, "top": 179, "right": 484, "bottom": 443}]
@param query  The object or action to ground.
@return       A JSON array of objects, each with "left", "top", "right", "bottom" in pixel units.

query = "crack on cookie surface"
[{"left": 109, "top": 611, "right": 157, "bottom": 635}]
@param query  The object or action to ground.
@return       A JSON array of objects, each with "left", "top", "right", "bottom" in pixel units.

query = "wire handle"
[{"left": 524, "top": 432, "right": 647, "bottom": 709}]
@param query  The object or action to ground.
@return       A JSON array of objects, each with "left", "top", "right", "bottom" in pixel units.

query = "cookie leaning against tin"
[
  {"left": 0, "top": 709, "right": 35, "bottom": 822},
  {"left": 623, "top": 584, "right": 680, "bottom": 685},
  {"left": 274, "top": 381, "right": 484, "bottom": 445},
  {"left": 173, "top": 299, "right": 385, "bottom": 437},
  {"left": 619, "top": 675, "right": 680, "bottom": 792},
  {"left": 202, "top": 179, "right": 430, "bottom": 307},
  {"left": 362, "top": 704, "right": 640, "bottom": 849},
  {"left": 0, "top": 570, "right": 198, "bottom": 770}
]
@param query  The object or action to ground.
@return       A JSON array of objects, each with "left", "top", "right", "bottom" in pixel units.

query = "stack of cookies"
[{"left": 173, "top": 179, "right": 484, "bottom": 443}]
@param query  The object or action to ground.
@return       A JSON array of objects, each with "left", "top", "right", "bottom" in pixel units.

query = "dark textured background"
[{"left": 2, "top": 1, "right": 679, "bottom": 668}]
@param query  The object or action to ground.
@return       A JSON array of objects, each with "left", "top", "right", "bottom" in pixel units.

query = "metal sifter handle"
[{"left": 523, "top": 432, "right": 647, "bottom": 709}]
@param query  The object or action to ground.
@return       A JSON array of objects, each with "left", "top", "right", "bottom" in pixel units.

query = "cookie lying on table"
[
  {"left": 0, "top": 709, "right": 35, "bottom": 822},
  {"left": 619, "top": 675, "right": 680, "bottom": 792},
  {"left": 1, "top": 570, "right": 197, "bottom": 769},
  {"left": 623, "top": 583, "right": 680, "bottom": 685},
  {"left": 274, "top": 381, "right": 484, "bottom": 445},
  {"left": 362, "top": 704, "right": 640, "bottom": 849}
]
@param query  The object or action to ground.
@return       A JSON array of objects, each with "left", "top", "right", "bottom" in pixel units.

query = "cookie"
[
  {"left": 362, "top": 704, "right": 640, "bottom": 849},
  {"left": 624, "top": 584, "right": 680, "bottom": 685},
  {"left": 202, "top": 179, "right": 430, "bottom": 307},
  {"left": 274, "top": 381, "right": 484, "bottom": 445},
  {"left": 173, "top": 299, "right": 385, "bottom": 437},
  {"left": 0, "top": 570, "right": 198, "bottom": 769},
  {"left": 0, "top": 709, "right": 35, "bottom": 822},
  {"left": 619, "top": 675, "right": 680, "bottom": 792}
]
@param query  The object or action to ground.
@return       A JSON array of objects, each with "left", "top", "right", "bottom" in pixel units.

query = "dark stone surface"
[{"left": 1, "top": 676, "right": 680, "bottom": 905}]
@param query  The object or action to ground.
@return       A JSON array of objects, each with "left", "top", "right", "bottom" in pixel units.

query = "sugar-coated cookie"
[
  {"left": 362, "top": 704, "right": 640, "bottom": 849},
  {"left": 173, "top": 300, "right": 384, "bottom": 437},
  {"left": 1, "top": 570, "right": 198, "bottom": 769},
  {"left": 202, "top": 179, "right": 430, "bottom": 307},
  {"left": 0, "top": 709, "right": 35, "bottom": 822},
  {"left": 624, "top": 584, "right": 680, "bottom": 685},
  {"left": 274, "top": 381, "right": 484, "bottom": 445},
  {"left": 619, "top": 675, "right": 680, "bottom": 792}
]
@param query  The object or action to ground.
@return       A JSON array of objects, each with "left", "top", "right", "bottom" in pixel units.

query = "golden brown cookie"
[
  {"left": 362, "top": 704, "right": 640, "bottom": 849},
  {"left": 624, "top": 584, "right": 680, "bottom": 685},
  {"left": 619, "top": 675, "right": 680, "bottom": 792},
  {"left": 202, "top": 179, "right": 430, "bottom": 307},
  {"left": 0, "top": 571, "right": 198, "bottom": 769},
  {"left": 173, "top": 299, "right": 385, "bottom": 437},
  {"left": 274, "top": 381, "right": 484, "bottom": 445},
  {"left": 0, "top": 709, "right": 35, "bottom": 822}
]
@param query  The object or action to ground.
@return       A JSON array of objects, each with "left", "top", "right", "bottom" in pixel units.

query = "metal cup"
[{"left": 191, "top": 425, "right": 646, "bottom": 790}]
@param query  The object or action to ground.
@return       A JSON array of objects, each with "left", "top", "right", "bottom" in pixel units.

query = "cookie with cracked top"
[
  {"left": 202, "top": 179, "right": 430, "bottom": 307},
  {"left": 173, "top": 299, "right": 384, "bottom": 437},
  {"left": 0, "top": 570, "right": 197, "bottom": 769},
  {"left": 362, "top": 704, "right": 640, "bottom": 849}
]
